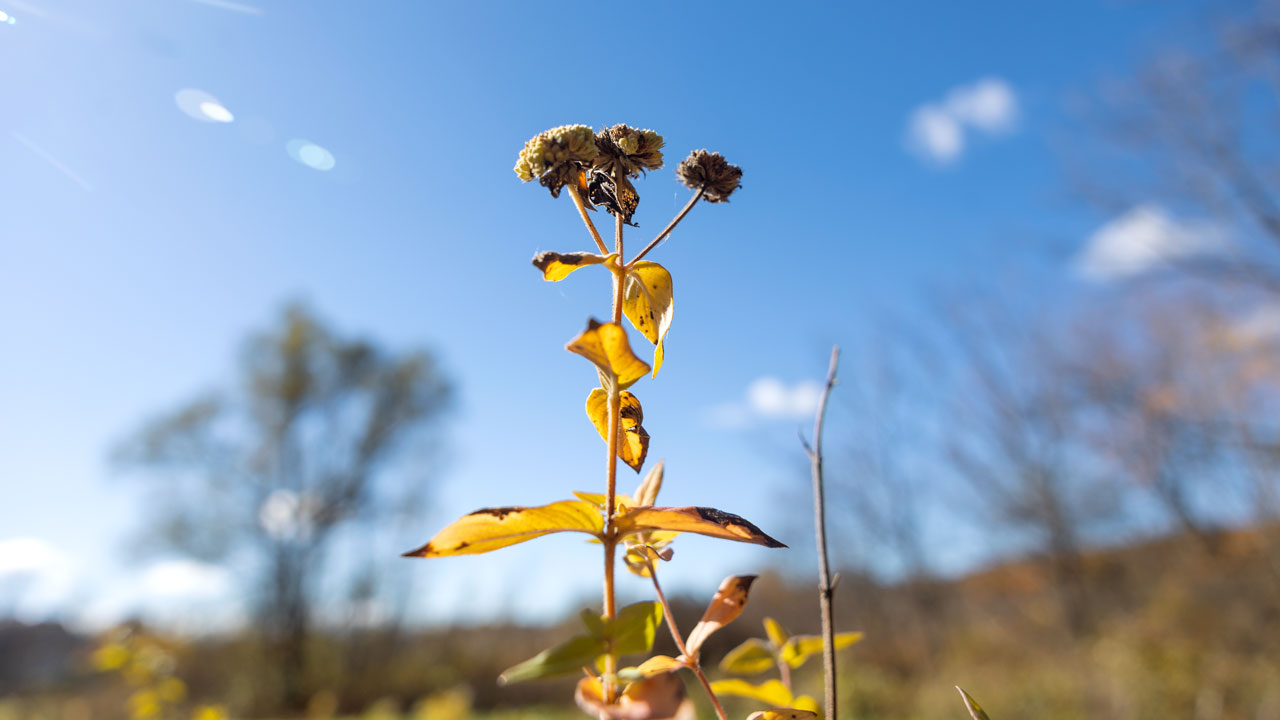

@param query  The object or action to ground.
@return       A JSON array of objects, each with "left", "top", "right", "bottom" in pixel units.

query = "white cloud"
[
  {"left": 139, "top": 559, "right": 231, "bottom": 600},
  {"left": 704, "top": 377, "right": 823, "bottom": 429},
  {"left": 906, "top": 77, "right": 1019, "bottom": 164},
  {"left": 0, "top": 537, "right": 76, "bottom": 618},
  {"left": 1076, "top": 204, "right": 1227, "bottom": 280}
]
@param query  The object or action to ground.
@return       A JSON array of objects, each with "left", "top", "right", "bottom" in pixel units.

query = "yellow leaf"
[
  {"left": 956, "top": 687, "right": 993, "bottom": 720},
  {"left": 618, "top": 655, "right": 686, "bottom": 681},
  {"left": 532, "top": 251, "right": 617, "bottom": 281},
  {"left": 708, "top": 679, "right": 793, "bottom": 707},
  {"left": 586, "top": 389, "right": 650, "bottom": 472},
  {"left": 618, "top": 506, "right": 785, "bottom": 548},
  {"left": 718, "top": 638, "right": 776, "bottom": 676},
  {"left": 402, "top": 500, "right": 603, "bottom": 557},
  {"left": 684, "top": 575, "right": 756, "bottom": 658},
  {"left": 780, "top": 632, "right": 864, "bottom": 669},
  {"left": 567, "top": 319, "right": 650, "bottom": 390},
  {"left": 573, "top": 491, "right": 635, "bottom": 510},
  {"left": 634, "top": 459, "right": 664, "bottom": 506},
  {"left": 621, "top": 262, "right": 674, "bottom": 376},
  {"left": 763, "top": 617, "right": 789, "bottom": 647},
  {"left": 792, "top": 696, "right": 820, "bottom": 715},
  {"left": 745, "top": 710, "right": 819, "bottom": 720}
]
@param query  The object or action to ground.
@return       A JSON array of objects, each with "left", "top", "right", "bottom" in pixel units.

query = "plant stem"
[
  {"left": 648, "top": 566, "right": 730, "bottom": 720},
  {"left": 806, "top": 347, "right": 840, "bottom": 720},
  {"left": 627, "top": 188, "right": 704, "bottom": 268},
  {"left": 601, "top": 206, "right": 626, "bottom": 704},
  {"left": 568, "top": 182, "right": 610, "bottom": 255}
]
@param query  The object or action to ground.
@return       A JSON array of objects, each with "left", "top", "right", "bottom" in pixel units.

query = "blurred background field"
[{"left": 4, "top": 1, "right": 1280, "bottom": 719}]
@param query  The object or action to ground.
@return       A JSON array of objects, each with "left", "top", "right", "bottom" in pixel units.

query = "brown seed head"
[
  {"left": 594, "top": 124, "right": 665, "bottom": 178},
  {"left": 513, "top": 125, "right": 599, "bottom": 197},
  {"left": 676, "top": 149, "right": 742, "bottom": 203}
]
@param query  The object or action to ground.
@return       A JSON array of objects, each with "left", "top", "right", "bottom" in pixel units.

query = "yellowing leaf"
[
  {"left": 621, "top": 262, "right": 674, "bottom": 376},
  {"left": 780, "top": 632, "right": 864, "bottom": 669},
  {"left": 956, "top": 687, "right": 992, "bottom": 720},
  {"left": 573, "top": 491, "right": 635, "bottom": 511},
  {"left": 634, "top": 459, "right": 664, "bottom": 506},
  {"left": 567, "top": 319, "right": 650, "bottom": 390},
  {"left": 499, "top": 634, "right": 606, "bottom": 685},
  {"left": 718, "top": 638, "right": 776, "bottom": 676},
  {"left": 618, "top": 506, "right": 786, "bottom": 548},
  {"left": 402, "top": 500, "right": 603, "bottom": 557},
  {"left": 617, "top": 655, "right": 686, "bottom": 682},
  {"left": 745, "top": 709, "right": 819, "bottom": 720},
  {"left": 763, "top": 617, "right": 789, "bottom": 647},
  {"left": 684, "top": 575, "right": 756, "bottom": 659},
  {"left": 587, "top": 389, "right": 650, "bottom": 472},
  {"left": 532, "top": 251, "right": 617, "bottom": 281},
  {"left": 708, "top": 679, "right": 793, "bottom": 707},
  {"left": 576, "top": 671, "right": 690, "bottom": 720}
]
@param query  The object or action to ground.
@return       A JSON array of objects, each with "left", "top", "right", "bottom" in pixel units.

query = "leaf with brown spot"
[
  {"left": 402, "top": 500, "right": 603, "bottom": 558},
  {"left": 683, "top": 575, "right": 756, "bottom": 659},
  {"left": 532, "top": 251, "right": 617, "bottom": 282},
  {"left": 708, "top": 679, "right": 793, "bottom": 707},
  {"left": 622, "top": 262, "right": 673, "bottom": 376},
  {"left": 587, "top": 388, "right": 650, "bottom": 472},
  {"left": 566, "top": 319, "right": 650, "bottom": 391},
  {"left": 617, "top": 506, "right": 785, "bottom": 548}
]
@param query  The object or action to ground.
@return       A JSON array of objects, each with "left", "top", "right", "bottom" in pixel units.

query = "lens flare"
[
  {"left": 174, "top": 89, "right": 235, "bottom": 123},
  {"left": 285, "top": 139, "right": 336, "bottom": 171}
]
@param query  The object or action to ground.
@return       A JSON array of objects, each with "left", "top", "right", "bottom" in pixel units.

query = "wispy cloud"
[
  {"left": 704, "top": 377, "right": 823, "bottom": 429},
  {"left": 906, "top": 77, "right": 1018, "bottom": 164},
  {"left": 1075, "top": 204, "right": 1227, "bottom": 281},
  {"left": 11, "top": 132, "right": 93, "bottom": 192},
  {"left": 190, "top": 0, "right": 264, "bottom": 15}
]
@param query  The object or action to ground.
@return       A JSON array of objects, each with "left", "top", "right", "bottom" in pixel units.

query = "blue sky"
[{"left": 0, "top": 0, "right": 1213, "bottom": 629}]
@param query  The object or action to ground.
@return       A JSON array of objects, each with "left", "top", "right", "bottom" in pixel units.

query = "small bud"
[
  {"left": 514, "top": 125, "right": 599, "bottom": 197},
  {"left": 676, "top": 149, "right": 742, "bottom": 203},
  {"left": 594, "top": 124, "right": 665, "bottom": 178}
]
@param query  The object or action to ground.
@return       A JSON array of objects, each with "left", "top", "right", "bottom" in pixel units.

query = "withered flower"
[
  {"left": 676, "top": 149, "right": 742, "bottom": 203},
  {"left": 514, "top": 125, "right": 599, "bottom": 197},
  {"left": 594, "top": 124, "right": 665, "bottom": 178}
]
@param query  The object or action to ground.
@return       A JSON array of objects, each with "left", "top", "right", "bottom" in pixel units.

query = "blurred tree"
[{"left": 116, "top": 304, "right": 452, "bottom": 711}]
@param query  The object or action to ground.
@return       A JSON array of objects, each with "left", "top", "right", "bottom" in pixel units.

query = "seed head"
[
  {"left": 676, "top": 149, "right": 742, "bottom": 203},
  {"left": 594, "top": 124, "right": 665, "bottom": 178},
  {"left": 514, "top": 125, "right": 599, "bottom": 197}
]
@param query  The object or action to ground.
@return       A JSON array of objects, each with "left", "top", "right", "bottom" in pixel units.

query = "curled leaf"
[
  {"left": 708, "top": 679, "right": 792, "bottom": 707},
  {"left": 623, "top": 541, "right": 676, "bottom": 578},
  {"left": 575, "top": 672, "right": 693, "bottom": 720},
  {"left": 745, "top": 710, "right": 818, "bottom": 720},
  {"left": 684, "top": 575, "right": 756, "bottom": 659},
  {"left": 634, "top": 459, "right": 664, "bottom": 506},
  {"left": 718, "top": 638, "right": 776, "bottom": 676},
  {"left": 780, "top": 632, "right": 864, "bottom": 669},
  {"left": 587, "top": 389, "right": 650, "bottom": 472},
  {"left": 621, "top": 262, "right": 674, "bottom": 376},
  {"left": 567, "top": 319, "right": 650, "bottom": 391},
  {"left": 532, "top": 251, "right": 617, "bottom": 282},
  {"left": 956, "top": 687, "right": 992, "bottom": 720},
  {"left": 618, "top": 506, "right": 785, "bottom": 548},
  {"left": 402, "top": 500, "right": 602, "bottom": 557},
  {"left": 617, "top": 655, "right": 686, "bottom": 682}
]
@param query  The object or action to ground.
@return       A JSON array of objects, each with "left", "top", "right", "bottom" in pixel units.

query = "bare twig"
[
  {"left": 647, "top": 566, "right": 730, "bottom": 720},
  {"left": 805, "top": 346, "right": 840, "bottom": 720},
  {"left": 627, "top": 188, "right": 704, "bottom": 267}
]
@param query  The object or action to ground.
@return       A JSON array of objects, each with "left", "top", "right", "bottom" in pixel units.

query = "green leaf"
[
  {"left": 532, "top": 251, "right": 617, "bottom": 282},
  {"left": 708, "top": 679, "right": 793, "bottom": 707},
  {"left": 956, "top": 687, "right": 992, "bottom": 720},
  {"left": 718, "top": 638, "right": 777, "bottom": 676},
  {"left": 621, "top": 261, "right": 673, "bottom": 376},
  {"left": 609, "top": 601, "right": 664, "bottom": 656},
  {"left": 402, "top": 500, "right": 603, "bottom": 557},
  {"left": 498, "top": 634, "right": 606, "bottom": 685},
  {"left": 781, "top": 632, "right": 864, "bottom": 669}
]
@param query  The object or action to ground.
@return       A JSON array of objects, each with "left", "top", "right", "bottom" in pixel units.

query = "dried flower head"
[
  {"left": 514, "top": 125, "right": 599, "bottom": 197},
  {"left": 676, "top": 149, "right": 742, "bottom": 203},
  {"left": 594, "top": 124, "right": 665, "bottom": 178}
]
